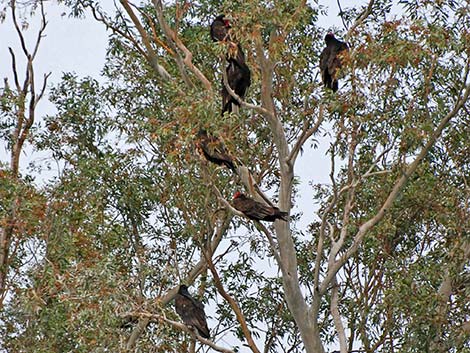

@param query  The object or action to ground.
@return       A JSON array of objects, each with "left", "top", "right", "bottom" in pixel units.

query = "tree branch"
[
  {"left": 31, "top": 0, "right": 47, "bottom": 60},
  {"left": 336, "top": 0, "right": 349, "bottom": 32},
  {"left": 254, "top": 221, "right": 283, "bottom": 267},
  {"left": 118, "top": 0, "right": 173, "bottom": 81},
  {"left": 202, "top": 248, "right": 262, "bottom": 353},
  {"left": 126, "top": 216, "right": 232, "bottom": 349},
  {"left": 8, "top": 48, "right": 20, "bottom": 91},
  {"left": 152, "top": 0, "right": 212, "bottom": 90},
  {"left": 331, "top": 277, "right": 348, "bottom": 353},
  {"left": 288, "top": 104, "right": 325, "bottom": 164},
  {"left": 122, "top": 311, "right": 236, "bottom": 353},
  {"left": 346, "top": 0, "right": 376, "bottom": 39},
  {"left": 88, "top": 4, "right": 147, "bottom": 59},
  {"left": 319, "top": 81, "right": 470, "bottom": 295}
]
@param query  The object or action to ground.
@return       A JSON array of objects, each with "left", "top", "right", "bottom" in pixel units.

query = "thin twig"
[
  {"left": 288, "top": 104, "right": 325, "bottom": 164},
  {"left": 346, "top": 0, "right": 376, "bottom": 39},
  {"left": 336, "top": 0, "right": 349, "bottom": 32}
]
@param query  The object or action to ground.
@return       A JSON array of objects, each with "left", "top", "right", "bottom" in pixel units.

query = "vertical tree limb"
[{"left": 202, "top": 248, "right": 262, "bottom": 353}]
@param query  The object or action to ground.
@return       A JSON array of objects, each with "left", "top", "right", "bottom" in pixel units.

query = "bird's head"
[
  {"left": 178, "top": 284, "right": 189, "bottom": 295},
  {"left": 217, "top": 14, "right": 231, "bottom": 27},
  {"left": 197, "top": 129, "right": 208, "bottom": 138},
  {"left": 325, "top": 32, "right": 335, "bottom": 43},
  {"left": 233, "top": 191, "right": 243, "bottom": 199}
]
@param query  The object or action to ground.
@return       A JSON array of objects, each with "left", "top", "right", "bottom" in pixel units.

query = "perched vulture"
[
  {"left": 319, "top": 32, "right": 349, "bottom": 92},
  {"left": 210, "top": 14, "right": 231, "bottom": 42},
  {"left": 222, "top": 45, "right": 251, "bottom": 114},
  {"left": 196, "top": 129, "right": 236, "bottom": 171},
  {"left": 175, "top": 285, "right": 210, "bottom": 339},
  {"left": 232, "top": 191, "right": 288, "bottom": 222}
]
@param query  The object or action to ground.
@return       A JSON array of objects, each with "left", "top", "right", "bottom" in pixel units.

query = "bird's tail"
[{"left": 277, "top": 211, "right": 289, "bottom": 222}]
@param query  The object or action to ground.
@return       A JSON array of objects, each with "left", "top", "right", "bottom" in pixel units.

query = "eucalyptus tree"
[{"left": 1, "top": 0, "right": 469, "bottom": 352}]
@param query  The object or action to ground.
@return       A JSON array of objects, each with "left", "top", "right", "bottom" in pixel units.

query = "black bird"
[
  {"left": 210, "top": 14, "right": 231, "bottom": 42},
  {"left": 222, "top": 45, "right": 251, "bottom": 114},
  {"left": 232, "top": 191, "right": 288, "bottom": 222},
  {"left": 319, "top": 32, "right": 349, "bottom": 92},
  {"left": 175, "top": 285, "right": 210, "bottom": 339},
  {"left": 196, "top": 129, "right": 236, "bottom": 171}
]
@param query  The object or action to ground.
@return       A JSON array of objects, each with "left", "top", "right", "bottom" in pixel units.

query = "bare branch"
[
  {"left": 122, "top": 311, "right": 236, "bottom": 353},
  {"left": 288, "top": 104, "right": 325, "bottom": 164},
  {"left": 36, "top": 72, "right": 51, "bottom": 104},
  {"left": 118, "top": 0, "right": 173, "bottom": 81},
  {"left": 152, "top": 0, "right": 212, "bottom": 90},
  {"left": 8, "top": 47, "right": 21, "bottom": 91},
  {"left": 31, "top": 0, "right": 47, "bottom": 60},
  {"left": 336, "top": 0, "right": 349, "bottom": 32},
  {"left": 346, "top": 0, "right": 376, "bottom": 39},
  {"left": 331, "top": 278, "right": 348, "bottom": 353},
  {"left": 11, "top": 0, "right": 29, "bottom": 58},
  {"left": 88, "top": 4, "right": 147, "bottom": 59}
]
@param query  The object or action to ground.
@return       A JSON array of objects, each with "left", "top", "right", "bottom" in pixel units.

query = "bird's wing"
[
  {"left": 205, "top": 137, "right": 233, "bottom": 163},
  {"left": 234, "top": 197, "right": 274, "bottom": 219},
  {"left": 177, "top": 295, "right": 209, "bottom": 338},
  {"left": 251, "top": 202, "right": 276, "bottom": 219},
  {"left": 319, "top": 47, "right": 330, "bottom": 71}
]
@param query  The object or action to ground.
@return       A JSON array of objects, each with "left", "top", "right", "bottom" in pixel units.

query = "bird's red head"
[
  {"left": 233, "top": 191, "right": 242, "bottom": 199},
  {"left": 224, "top": 19, "right": 230, "bottom": 27}
]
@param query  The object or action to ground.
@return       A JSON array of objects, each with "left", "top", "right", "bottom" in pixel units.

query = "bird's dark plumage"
[
  {"left": 175, "top": 285, "right": 210, "bottom": 339},
  {"left": 222, "top": 45, "right": 251, "bottom": 114},
  {"left": 319, "top": 33, "right": 349, "bottom": 92},
  {"left": 210, "top": 14, "right": 231, "bottom": 42},
  {"left": 196, "top": 129, "right": 236, "bottom": 171},
  {"left": 232, "top": 192, "right": 288, "bottom": 222}
]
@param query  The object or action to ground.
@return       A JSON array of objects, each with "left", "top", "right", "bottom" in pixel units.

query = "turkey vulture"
[
  {"left": 175, "top": 285, "right": 210, "bottom": 339},
  {"left": 196, "top": 129, "right": 236, "bottom": 171},
  {"left": 232, "top": 191, "right": 288, "bottom": 222},
  {"left": 222, "top": 45, "right": 251, "bottom": 114},
  {"left": 210, "top": 14, "right": 231, "bottom": 42},
  {"left": 319, "top": 33, "right": 349, "bottom": 92}
]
